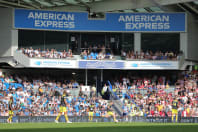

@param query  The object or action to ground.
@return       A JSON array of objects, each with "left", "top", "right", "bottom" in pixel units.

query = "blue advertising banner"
[
  {"left": 79, "top": 61, "right": 124, "bottom": 69},
  {"left": 30, "top": 59, "right": 77, "bottom": 68},
  {"left": 14, "top": 9, "right": 186, "bottom": 32},
  {"left": 124, "top": 61, "right": 178, "bottom": 69}
]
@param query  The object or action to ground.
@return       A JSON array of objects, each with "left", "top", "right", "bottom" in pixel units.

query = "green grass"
[{"left": 0, "top": 122, "right": 198, "bottom": 132}]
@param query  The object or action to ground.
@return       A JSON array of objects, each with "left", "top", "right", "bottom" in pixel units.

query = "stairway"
[{"left": 111, "top": 99, "right": 123, "bottom": 116}]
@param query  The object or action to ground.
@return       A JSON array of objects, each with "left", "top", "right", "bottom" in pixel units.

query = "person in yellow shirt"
[
  {"left": 165, "top": 82, "right": 170, "bottom": 89},
  {"left": 172, "top": 98, "right": 178, "bottom": 123},
  {"left": 129, "top": 106, "right": 138, "bottom": 117},
  {"left": 7, "top": 96, "right": 14, "bottom": 123},
  {"left": 55, "top": 91, "right": 72, "bottom": 123},
  {"left": 186, "top": 106, "right": 190, "bottom": 116},
  {"left": 106, "top": 102, "right": 118, "bottom": 123},
  {"left": 157, "top": 102, "right": 164, "bottom": 112},
  {"left": 88, "top": 102, "right": 95, "bottom": 121}
]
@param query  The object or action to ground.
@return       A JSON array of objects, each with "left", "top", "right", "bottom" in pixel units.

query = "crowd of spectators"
[
  {"left": 19, "top": 47, "right": 73, "bottom": 59},
  {"left": 1, "top": 68, "right": 198, "bottom": 119},
  {"left": 107, "top": 71, "right": 198, "bottom": 118},
  {"left": 0, "top": 70, "right": 112, "bottom": 117},
  {"left": 18, "top": 46, "right": 114, "bottom": 60},
  {"left": 18, "top": 47, "right": 181, "bottom": 61},
  {"left": 81, "top": 45, "right": 114, "bottom": 60},
  {"left": 121, "top": 50, "right": 180, "bottom": 60}
]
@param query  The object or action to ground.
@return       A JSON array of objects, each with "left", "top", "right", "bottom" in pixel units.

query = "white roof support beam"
[
  {"left": 45, "top": 0, "right": 56, "bottom": 6},
  {"left": 75, "top": 0, "right": 90, "bottom": 8},
  {"left": 0, "top": 0, "right": 36, "bottom": 9},
  {"left": 0, "top": 3, "right": 15, "bottom": 8},
  {"left": 44, "top": 5, "right": 87, "bottom": 11},
  {"left": 90, "top": 0, "right": 197, "bottom": 12},
  {"left": 22, "top": 0, "right": 41, "bottom": 9},
  {"left": 184, "top": 3, "right": 198, "bottom": 14}
]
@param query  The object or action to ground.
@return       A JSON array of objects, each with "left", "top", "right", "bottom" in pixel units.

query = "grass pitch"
[{"left": 0, "top": 122, "right": 198, "bottom": 132}]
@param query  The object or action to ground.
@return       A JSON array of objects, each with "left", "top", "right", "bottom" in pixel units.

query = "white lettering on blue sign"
[
  {"left": 28, "top": 12, "right": 75, "bottom": 29},
  {"left": 125, "top": 23, "right": 170, "bottom": 30},
  {"left": 14, "top": 9, "right": 186, "bottom": 32},
  {"left": 34, "top": 20, "right": 75, "bottom": 28},
  {"left": 28, "top": 12, "right": 74, "bottom": 21},
  {"left": 119, "top": 15, "right": 170, "bottom": 30},
  {"left": 118, "top": 15, "right": 169, "bottom": 22}
]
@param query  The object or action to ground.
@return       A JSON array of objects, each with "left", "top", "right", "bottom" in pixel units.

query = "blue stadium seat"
[
  {"left": 83, "top": 55, "right": 87, "bottom": 60},
  {"left": 3, "top": 83, "right": 9, "bottom": 90},
  {"left": 92, "top": 55, "right": 97, "bottom": 59},
  {"left": 0, "top": 78, "right": 4, "bottom": 82}
]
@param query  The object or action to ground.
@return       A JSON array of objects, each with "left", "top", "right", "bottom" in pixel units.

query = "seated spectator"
[
  {"left": 18, "top": 48, "right": 73, "bottom": 59},
  {"left": 80, "top": 45, "right": 114, "bottom": 60},
  {"left": 125, "top": 50, "right": 179, "bottom": 60},
  {"left": 108, "top": 71, "right": 198, "bottom": 118}
]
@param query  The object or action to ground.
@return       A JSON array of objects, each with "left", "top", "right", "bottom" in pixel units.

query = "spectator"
[{"left": 19, "top": 48, "right": 73, "bottom": 59}]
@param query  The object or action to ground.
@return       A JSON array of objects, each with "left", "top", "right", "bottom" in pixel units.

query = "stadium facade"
[{"left": 0, "top": 0, "right": 198, "bottom": 123}]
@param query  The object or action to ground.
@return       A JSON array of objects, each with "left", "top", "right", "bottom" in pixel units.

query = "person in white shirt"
[
  {"left": 0, "top": 70, "right": 3, "bottom": 78},
  {"left": 34, "top": 49, "right": 39, "bottom": 56},
  {"left": 102, "top": 84, "right": 108, "bottom": 95}
]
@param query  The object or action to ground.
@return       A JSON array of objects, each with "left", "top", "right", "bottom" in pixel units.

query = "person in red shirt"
[
  {"left": 150, "top": 109, "right": 155, "bottom": 117},
  {"left": 182, "top": 108, "right": 188, "bottom": 117},
  {"left": 159, "top": 110, "right": 166, "bottom": 117}
]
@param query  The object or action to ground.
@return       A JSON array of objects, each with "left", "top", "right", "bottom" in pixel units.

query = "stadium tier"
[
  {"left": 19, "top": 47, "right": 179, "bottom": 61},
  {"left": 0, "top": 0, "right": 198, "bottom": 128},
  {"left": 0, "top": 69, "right": 198, "bottom": 123}
]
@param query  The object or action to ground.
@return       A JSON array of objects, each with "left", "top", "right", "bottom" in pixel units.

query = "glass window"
[
  {"left": 106, "top": 33, "right": 122, "bottom": 55},
  {"left": 18, "top": 30, "right": 44, "bottom": 49},
  {"left": 122, "top": 33, "right": 134, "bottom": 52},
  {"left": 45, "top": 31, "right": 68, "bottom": 51},
  {"left": 81, "top": 33, "right": 106, "bottom": 53},
  {"left": 141, "top": 33, "right": 180, "bottom": 53}
]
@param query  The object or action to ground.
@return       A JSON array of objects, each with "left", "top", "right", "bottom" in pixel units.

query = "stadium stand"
[
  {"left": 19, "top": 48, "right": 73, "bottom": 59},
  {"left": 106, "top": 71, "right": 198, "bottom": 118},
  {"left": 80, "top": 45, "right": 114, "bottom": 60},
  {"left": 123, "top": 50, "right": 179, "bottom": 60},
  {"left": 19, "top": 46, "right": 114, "bottom": 60},
  {"left": 0, "top": 69, "right": 197, "bottom": 119},
  {"left": 1, "top": 0, "right": 198, "bottom": 128},
  {"left": 0, "top": 70, "right": 112, "bottom": 117},
  {"left": 19, "top": 47, "right": 179, "bottom": 61}
]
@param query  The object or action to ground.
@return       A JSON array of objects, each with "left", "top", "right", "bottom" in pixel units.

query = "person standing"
[
  {"left": 88, "top": 102, "right": 95, "bottom": 121},
  {"left": 7, "top": 96, "right": 14, "bottom": 123},
  {"left": 55, "top": 91, "right": 72, "bottom": 123},
  {"left": 106, "top": 102, "right": 118, "bottom": 123},
  {"left": 172, "top": 97, "right": 178, "bottom": 123}
]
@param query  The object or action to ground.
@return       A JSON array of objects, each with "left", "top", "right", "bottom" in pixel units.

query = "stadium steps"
[
  {"left": 111, "top": 100, "right": 123, "bottom": 116},
  {"left": 178, "top": 54, "right": 197, "bottom": 70},
  {"left": 180, "top": 60, "right": 197, "bottom": 70},
  {"left": 180, "top": 61, "right": 189, "bottom": 70},
  {"left": 13, "top": 50, "right": 30, "bottom": 67},
  {"left": 0, "top": 56, "right": 19, "bottom": 67}
]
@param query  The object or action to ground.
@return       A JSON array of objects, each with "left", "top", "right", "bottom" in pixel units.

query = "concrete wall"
[
  {"left": 11, "top": 29, "right": 18, "bottom": 56},
  {"left": 0, "top": 8, "right": 18, "bottom": 57},
  {"left": 187, "top": 13, "right": 198, "bottom": 61},
  {"left": 180, "top": 32, "right": 187, "bottom": 58}
]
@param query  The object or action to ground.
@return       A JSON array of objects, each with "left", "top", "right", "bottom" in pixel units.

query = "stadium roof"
[{"left": 0, "top": 0, "right": 198, "bottom": 16}]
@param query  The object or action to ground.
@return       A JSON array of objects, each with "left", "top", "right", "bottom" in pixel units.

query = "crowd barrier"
[{"left": 0, "top": 116, "right": 198, "bottom": 123}]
